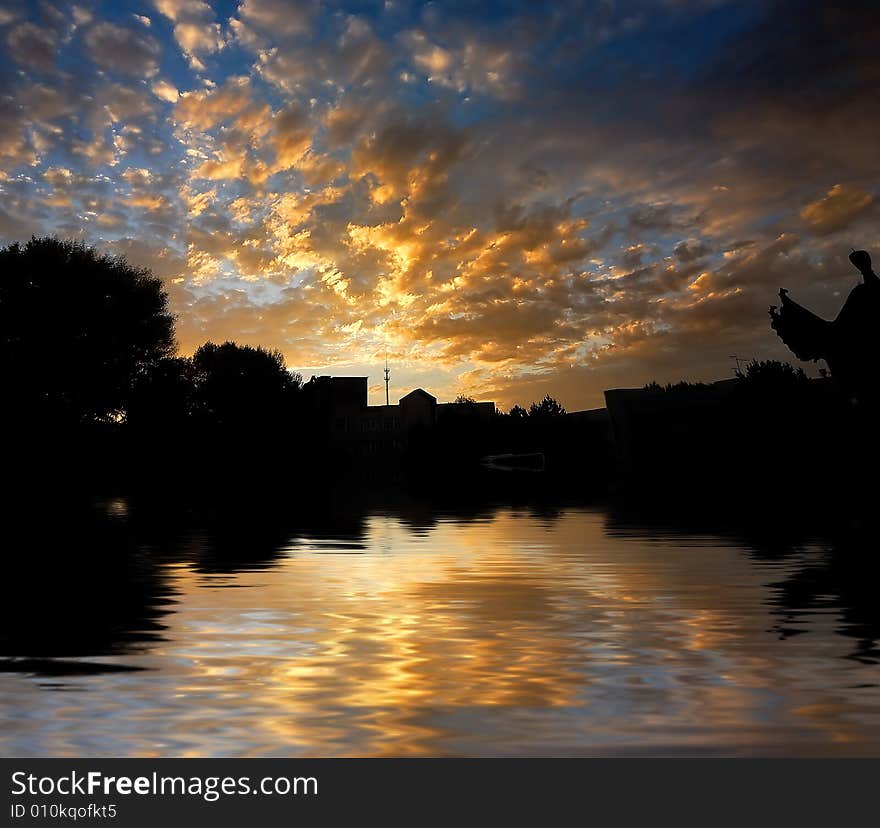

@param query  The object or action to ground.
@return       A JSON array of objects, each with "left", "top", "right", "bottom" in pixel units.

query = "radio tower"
[{"left": 384, "top": 351, "right": 391, "bottom": 406}]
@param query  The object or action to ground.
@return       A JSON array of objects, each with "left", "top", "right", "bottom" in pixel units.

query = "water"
[{"left": 1, "top": 496, "right": 879, "bottom": 756}]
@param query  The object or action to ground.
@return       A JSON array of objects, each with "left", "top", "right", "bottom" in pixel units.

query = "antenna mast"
[{"left": 384, "top": 351, "right": 390, "bottom": 406}]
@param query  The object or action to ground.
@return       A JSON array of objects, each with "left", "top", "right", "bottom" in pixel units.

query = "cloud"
[
  {"left": 402, "top": 29, "right": 518, "bottom": 98},
  {"left": 4, "top": 0, "right": 880, "bottom": 410},
  {"left": 174, "top": 79, "right": 315, "bottom": 184},
  {"left": 673, "top": 239, "right": 710, "bottom": 262},
  {"left": 84, "top": 22, "right": 161, "bottom": 77},
  {"left": 233, "top": 0, "right": 315, "bottom": 40},
  {"left": 800, "top": 184, "right": 876, "bottom": 236},
  {"left": 174, "top": 76, "right": 254, "bottom": 131},
  {"left": 151, "top": 79, "right": 180, "bottom": 103},
  {"left": 174, "top": 21, "right": 224, "bottom": 57},
  {"left": 250, "top": 13, "right": 389, "bottom": 96},
  {"left": 0, "top": 202, "right": 35, "bottom": 238},
  {"left": 272, "top": 102, "right": 313, "bottom": 170},
  {"left": 0, "top": 97, "right": 36, "bottom": 168},
  {"left": 152, "top": 0, "right": 224, "bottom": 68},
  {"left": 5, "top": 22, "right": 58, "bottom": 72}
]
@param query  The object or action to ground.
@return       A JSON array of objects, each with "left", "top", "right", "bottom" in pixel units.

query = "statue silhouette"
[{"left": 770, "top": 250, "right": 880, "bottom": 404}]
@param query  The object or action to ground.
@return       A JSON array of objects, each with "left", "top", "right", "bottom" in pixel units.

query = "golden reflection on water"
[{"left": 2, "top": 507, "right": 880, "bottom": 756}]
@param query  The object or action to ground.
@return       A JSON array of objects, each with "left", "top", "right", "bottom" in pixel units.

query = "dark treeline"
[
  {"left": 405, "top": 393, "right": 613, "bottom": 494},
  {"left": 2, "top": 236, "right": 875, "bottom": 506},
  {"left": 1, "top": 238, "right": 308, "bottom": 495},
  {"left": 622, "top": 359, "right": 855, "bottom": 503},
  {"left": 0, "top": 237, "right": 603, "bottom": 496}
]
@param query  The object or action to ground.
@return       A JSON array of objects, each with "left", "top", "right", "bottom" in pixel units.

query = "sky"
[{"left": 1, "top": 0, "right": 878, "bottom": 409}]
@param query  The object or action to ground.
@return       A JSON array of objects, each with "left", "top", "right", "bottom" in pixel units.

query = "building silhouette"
[
  {"left": 602, "top": 374, "right": 845, "bottom": 496},
  {"left": 302, "top": 375, "right": 496, "bottom": 462}
]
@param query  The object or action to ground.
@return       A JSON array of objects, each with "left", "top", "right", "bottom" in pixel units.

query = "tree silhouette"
[
  {"left": 508, "top": 404, "right": 528, "bottom": 419},
  {"left": 734, "top": 359, "right": 809, "bottom": 387},
  {"left": 0, "top": 237, "right": 174, "bottom": 425},
  {"left": 191, "top": 341, "right": 302, "bottom": 431},
  {"left": 528, "top": 394, "right": 566, "bottom": 419},
  {"left": 127, "top": 357, "right": 196, "bottom": 431},
  {"left": 644, "top": 379, "right": 711, "bottom": 394}
]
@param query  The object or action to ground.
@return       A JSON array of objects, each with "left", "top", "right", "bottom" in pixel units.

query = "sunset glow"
[{"left": 1, "top": 0, "right": 877, "bottom": 407}]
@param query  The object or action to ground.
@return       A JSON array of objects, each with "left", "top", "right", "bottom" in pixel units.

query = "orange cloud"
[{"left": 801, "top": 184, "right": 875, "bottom": 236}]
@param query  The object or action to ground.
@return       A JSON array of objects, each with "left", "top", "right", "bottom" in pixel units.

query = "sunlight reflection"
[{"left": 1, "top": 507, "right": 879, "bottom": 757}]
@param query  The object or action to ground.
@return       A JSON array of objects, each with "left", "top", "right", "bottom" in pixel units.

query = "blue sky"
[{"left": 1, "top": 0, "right": 878, "bottom": 408}]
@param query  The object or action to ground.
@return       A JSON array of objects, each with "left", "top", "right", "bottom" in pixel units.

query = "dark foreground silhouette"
[
  {"left": 0, "top": 237, "right": 605, "bottom": 497},
  {"left": 1, "top": 235, "right": 878, "bottom": 509},
  {"left": 770, "top": 249, "right": 880, "bottom": 406}
]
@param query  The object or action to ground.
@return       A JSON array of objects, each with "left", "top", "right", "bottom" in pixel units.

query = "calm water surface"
[{"left": 2, "top": 498, "right": 879, "bottom": 756}]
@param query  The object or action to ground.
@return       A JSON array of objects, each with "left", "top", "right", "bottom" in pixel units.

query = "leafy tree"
[
  {"left": 733, "top": 360, "right": 812, "bottom": 407},
  {"left": 735, "top": 359, "right": 808, "bottom": 386},
  {"left": 127, "top": 357, "right": 196, "bottom": 431},
  {"left": 508, "top": 404, "right": 528, "bottom": 419},
  {"left": 0, "top": 237, "right": 174, "bottom": 424},
  {"left": 454, "top": 394, "right": 477, "bottom": 405},
  {"left": 644, "top": 380, "right": 711, "bottom": 393},
  {"left": 528, "top": 394, "right": 566, "bottom": 419},
  {"left": 191, "top": 341, "right": 302, "bottom": 430}
]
